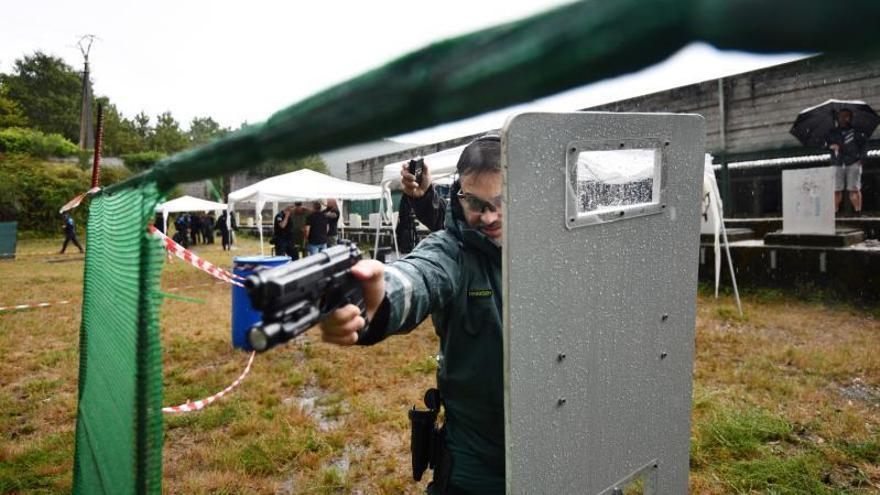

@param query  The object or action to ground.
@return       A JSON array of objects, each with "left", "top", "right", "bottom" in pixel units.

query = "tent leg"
[
  {"left": 713, "top": 224, "right": 721, "bottom": 299},
  {"left": 719, "top": 219, "right": 743, "bottom": 316},
  {"left": 390, "top": 211, "right": 400, "bottom": 260},
  {"left": 372, "top": 194, "right": 384, "bottom": 260},
  {"left": 373, "top": 221, "right": 381, "bottom": 260},
  {"left": 390, "top": 206, "right": 400, "bottom": 260},
  {"left": 259, "top": 218, "right": 264, "bottom": 256}
]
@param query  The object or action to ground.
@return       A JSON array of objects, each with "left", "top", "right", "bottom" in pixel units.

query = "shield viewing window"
[{"left": 565, "top": 140, "right": 665, "bottom": 229}]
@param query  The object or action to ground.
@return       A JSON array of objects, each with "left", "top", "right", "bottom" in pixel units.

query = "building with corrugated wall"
[{"left": 348, "top": 54, "right": 880, "bottom": 217}]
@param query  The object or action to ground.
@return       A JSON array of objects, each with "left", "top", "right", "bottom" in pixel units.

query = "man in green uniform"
[{"left": 320, "top": 135, "right": 504, "bottom": 494}]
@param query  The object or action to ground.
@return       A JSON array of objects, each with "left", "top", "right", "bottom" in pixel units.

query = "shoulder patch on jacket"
[{"left": 467, "top": 289, "right": 493, "bottom": 298}]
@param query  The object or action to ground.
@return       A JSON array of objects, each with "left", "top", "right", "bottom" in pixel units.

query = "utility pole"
[{"left": 77, "top": 35, "right": 98, "bottom": 150}]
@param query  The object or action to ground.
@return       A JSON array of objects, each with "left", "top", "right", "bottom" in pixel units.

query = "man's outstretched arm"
[{"left": 320, "top": 235, "right": 459, "bottom": 346}]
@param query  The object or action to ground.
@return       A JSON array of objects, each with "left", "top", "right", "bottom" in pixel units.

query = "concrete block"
[{"left": 782, "top": 167, "right": 835, "bottom": 235}]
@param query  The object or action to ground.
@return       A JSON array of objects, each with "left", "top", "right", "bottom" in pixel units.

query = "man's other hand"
[
  {"left": 401, "top": 161, "right": 432, "bottom": 198},
  {"left": 319, "top": 260, "right": 385, "bottom": 345}
]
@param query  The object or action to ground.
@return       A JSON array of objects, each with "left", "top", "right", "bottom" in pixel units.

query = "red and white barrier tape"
[
  {"left": 162, "top": 351, "right": 256, "bottom": 413},
  {"left": 148, "top": 226, "right": 245, "bottom": 287},
  {"left": 0, "top": 299, "right": 73, "bottom": 313},
  {"left": 0, "top": 281, "right": 228, "bottom": 315},
  {"left": 59, "top": 187, "right": 101, "bottom": 214}
]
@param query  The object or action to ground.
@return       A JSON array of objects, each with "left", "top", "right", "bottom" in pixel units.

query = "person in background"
[
  {"left": 230, "top": 212, "right": 237, "bottom": 248},
  {"left": 173, "top": 214, "right": 189, "bottom": 247},
  {"left": 273, "top": 205, "right": 295, "bottom": 258},
  {"left": 60, "top": 212, "right": 84, "bottom": 254},
  {"left": 203, "top": 213, "right": 215, "bottom": 244},
  {"left": 190, "top": 212, "right": 202, "bottom": 245},
  {"left": 289, "top": 202, "right": 310, "bottom": 260},
  {"left": 826, "top": 108, "right": 868, "bottom": 216},
  {"left": 304, "top": 201, "right": 330, "bottom": 255},
  {"left": 325, "top": 199, "right": 341, "bottom": 246},
  {"left": 215, "top": 211, "right": 234, "bottom": 251},
  {"left": 395, "top": 194, "right": 419, "bottom": 254}
]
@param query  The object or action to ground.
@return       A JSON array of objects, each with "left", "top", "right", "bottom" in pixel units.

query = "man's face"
[
  {"left": 839, "top": 111, "right": 853, "bottom": 127},
  {"left": 459, "top": 171, "right": 503, "bottom": 245}
]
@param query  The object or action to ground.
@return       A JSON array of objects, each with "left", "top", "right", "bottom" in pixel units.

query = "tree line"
[
  {"left": 0, "top": 51, "right": 233, "bottom": 161},
  {"left": 0, "top": 50, "right": 329, "bottom": 232}
]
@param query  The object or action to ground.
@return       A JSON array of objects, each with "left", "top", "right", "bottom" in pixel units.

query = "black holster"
[{"left": 409, "top": 388, "right": 451, "bottom": 491}]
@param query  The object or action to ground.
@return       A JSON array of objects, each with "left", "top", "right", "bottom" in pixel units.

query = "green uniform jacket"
[{"left": 359, "top": 198, "right": 504, "bottom": 494}]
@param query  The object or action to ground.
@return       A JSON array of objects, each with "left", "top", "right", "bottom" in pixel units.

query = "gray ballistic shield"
[{"left": 502, "top": 112, "right": 705, "bottom": 494}]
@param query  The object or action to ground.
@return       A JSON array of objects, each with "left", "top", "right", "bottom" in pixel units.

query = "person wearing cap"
[
  {"left": 826, "top": 108, "right": 868, "bottom": 215},
  {"left": 320, "top": 134, "right": 505, "bottom": 494}
]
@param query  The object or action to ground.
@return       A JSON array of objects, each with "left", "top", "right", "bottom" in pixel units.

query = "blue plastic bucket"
[{"left": 231, "top": 255, "right": 290, "bottom": 350}]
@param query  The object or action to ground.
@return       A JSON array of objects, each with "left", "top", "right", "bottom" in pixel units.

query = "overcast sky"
[{"left": 2, "top": 1, "right": 805, "bottom": 144}]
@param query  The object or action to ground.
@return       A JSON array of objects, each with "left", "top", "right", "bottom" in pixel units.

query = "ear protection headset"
[{"left": 450, "top": 133, "right": 502, "bottom": 219}]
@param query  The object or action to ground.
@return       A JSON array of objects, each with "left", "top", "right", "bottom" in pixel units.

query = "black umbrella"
[{"left": 790, "top": 99, "right": 880, "bottom": 149}]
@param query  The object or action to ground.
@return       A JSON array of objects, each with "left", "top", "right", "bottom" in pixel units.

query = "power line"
[{"left": 76, "top": 35, "right": 99, "bottom": 150}]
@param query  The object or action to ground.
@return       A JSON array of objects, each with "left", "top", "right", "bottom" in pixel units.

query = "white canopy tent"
[
  {"left": 155, "top": 195, "right": 227, "bottom": 233},
  {"left": 227, "top": 168, "right": 383, "bottom": 254},
  {"left": 702, "top": 154, "right": 742, "bottom": 315}
]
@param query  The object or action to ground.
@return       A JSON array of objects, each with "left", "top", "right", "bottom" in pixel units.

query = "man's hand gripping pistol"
[{"left": 245, "top": 243, "right": 367, "bottom": 352}]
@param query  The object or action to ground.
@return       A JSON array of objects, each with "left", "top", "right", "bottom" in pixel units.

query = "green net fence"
[
  {"left": 74, "top": 184, "right": 167, "bottom": 494},
  {"left": 72, "top": 0, "right": 880, "bottom": 493}
]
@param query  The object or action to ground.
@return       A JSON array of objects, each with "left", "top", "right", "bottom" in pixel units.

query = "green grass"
[
  {"left": 718, "top": 453, "right": 835, "bottom": 494},
  {"left": 840, "top": 441, "right": 880, "bottom": 464},
  {"left": 2, "top": 237, "right": 879, "bottom": 493},
  {"left": 314, "top": 466, "right": 350, "bottom": 494},
  {"left": 399, "top": 354, "right": 439, "bottom": 376},
  {"left": 690, "top": 398, "right": 879, "bottom": 494},
  {"left": 714, "top": 304, "right": 747, "bottom": 322},
  {"left": 0, "top": 432, "right": 72, "bottom": 493},
  {"left": 693, "top": 403, "right": 793, "bottom": 464}
]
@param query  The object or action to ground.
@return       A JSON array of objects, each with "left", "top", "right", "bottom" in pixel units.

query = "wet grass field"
[{"left": 0, "top": 237, "right": 878, "bottom": 494}]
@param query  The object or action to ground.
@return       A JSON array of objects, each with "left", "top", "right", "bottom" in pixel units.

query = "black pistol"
[
  {"left": 408, "top": 157, "right": 424, "bottom": 186},
  {"left": 244, "top": 243, "right": 366, "bottom": 352}
]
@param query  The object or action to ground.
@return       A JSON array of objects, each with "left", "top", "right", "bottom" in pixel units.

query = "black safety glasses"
[{"left": 457, "top": 190, "right": 503, "bottom": 213}]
